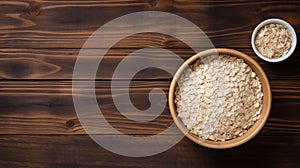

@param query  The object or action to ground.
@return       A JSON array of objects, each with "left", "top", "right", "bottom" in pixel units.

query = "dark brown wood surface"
[{"left": 0, "top": 0, "right": 300, "bottom": 167}]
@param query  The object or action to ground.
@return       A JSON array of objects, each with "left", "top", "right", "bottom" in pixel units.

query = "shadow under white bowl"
[{"left": 251, "top": 18, "right": 297, "bottom": 62}]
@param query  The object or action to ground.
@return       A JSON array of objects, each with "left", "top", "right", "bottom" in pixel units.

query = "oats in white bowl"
[
  {"left": 175, "top": 55, "right": 263, "bottom": 141},
  {"left": 255, "top": 23, "right": 292, "bottom": 59}
]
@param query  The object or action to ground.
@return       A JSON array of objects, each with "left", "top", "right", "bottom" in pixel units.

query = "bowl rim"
[
  {"left": 168, "top": 48, "right": 272, "bottom": 149},
  {"left": 251, "top": 18, "right": 297, "bottom": 62}
]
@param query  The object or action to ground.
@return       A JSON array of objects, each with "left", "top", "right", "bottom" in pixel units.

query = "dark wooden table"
[{"left": 1, "top": 0, "right": 300, "bottom": 167}]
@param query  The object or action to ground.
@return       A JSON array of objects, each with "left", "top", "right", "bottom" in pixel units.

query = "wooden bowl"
[{"left": 169, "top": 48, "right": 272, "bottom": 149}]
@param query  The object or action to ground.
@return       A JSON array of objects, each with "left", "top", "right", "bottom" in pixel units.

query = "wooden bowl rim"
[{"left": 168, "top": 48, "right": 272, "bottom": 149}]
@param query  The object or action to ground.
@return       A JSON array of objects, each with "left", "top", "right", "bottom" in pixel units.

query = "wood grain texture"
[
  {"left": 0, "top": 48, "right": 299, "bottom": 79},
  {"left": 0, "top": 135, "right": 299, "bottom": 168},
  {"left": 0, "top": 81, "right": 299, "bottom": 135},
  {"left": 1, "top": 0, "right": 300, "bottom": 167},
  {"left": 0, "top": 1, "right": 300, "bottom": 49}
]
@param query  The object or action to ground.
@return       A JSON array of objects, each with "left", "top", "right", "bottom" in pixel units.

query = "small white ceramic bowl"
[{"left": 251, "top": 18, "right": 297, "bottom": 62}]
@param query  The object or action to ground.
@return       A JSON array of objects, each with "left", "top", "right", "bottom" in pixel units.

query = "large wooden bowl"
[{"left": 169, "top": 48, "right": 272, "bottom": 149}]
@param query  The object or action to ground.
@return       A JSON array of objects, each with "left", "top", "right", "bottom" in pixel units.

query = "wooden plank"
[
  {"left": 1, "top": 1, "right": 300, "bottom": 49},
  {"left": 0, "top": 81, "right": 172, "bottom": 135},
  {"left": 0, "top": 81, "right": 299, "bottom": 135},
  {"left": 0, "top": 48, "right": 194, "bottom": 79},
  {"left": 0, "top": 135, "right": 299, "bottom": 167},
  {"left": 0, "top": 48, "right": 300, "bottom": 80}
]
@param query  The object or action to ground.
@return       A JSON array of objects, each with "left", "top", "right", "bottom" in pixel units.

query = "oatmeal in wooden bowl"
[{"left": 169, "top": 48, "right": 271, "bottom": 149}]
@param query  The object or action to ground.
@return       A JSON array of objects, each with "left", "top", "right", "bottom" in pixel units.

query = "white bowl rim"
[{"left": 251, "top": 18, "right": 297, "bottom": 62}]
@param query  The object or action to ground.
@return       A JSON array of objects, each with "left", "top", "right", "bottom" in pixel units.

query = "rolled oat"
[
  {"left": 255, "top": 23, "right": 292, "bottom": 58},
  {"left": 175, "top": 55, "right": 263, "bottom": 141}
]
